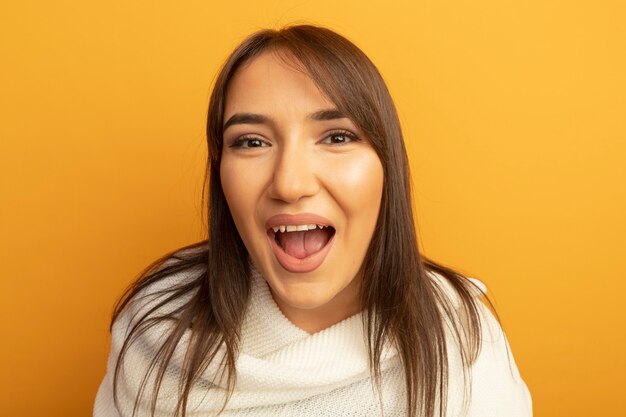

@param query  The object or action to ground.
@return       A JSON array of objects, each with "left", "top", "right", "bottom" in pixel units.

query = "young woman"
[{"left": 94, "top": 24, "right": 532, "bottom": 417}]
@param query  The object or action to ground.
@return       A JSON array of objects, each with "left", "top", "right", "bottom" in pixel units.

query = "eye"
[
  {"left": 229, "top": 136, "right": 271, "bottom": 149},
  {"left": 320, "top": 130, "right": 360, "bottom": 145}
]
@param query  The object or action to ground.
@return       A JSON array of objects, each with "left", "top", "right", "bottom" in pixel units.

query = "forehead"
[{"left": 224, "top": 51, "right": 336, "bottom": 118}]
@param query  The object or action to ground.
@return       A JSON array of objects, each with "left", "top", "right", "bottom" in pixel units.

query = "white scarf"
[{"left": 94, "top": 265, "right": 532, "bottom": 416}]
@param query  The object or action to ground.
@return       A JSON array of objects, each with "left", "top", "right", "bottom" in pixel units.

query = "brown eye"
[
  {"left": 321, "top": 130, "right": 360, "bottom": 145},
  {"left": 229, "top": 137, "right": 270, "bottom": 148}
]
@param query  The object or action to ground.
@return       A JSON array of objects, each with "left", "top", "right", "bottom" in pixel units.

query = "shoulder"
[
  {"left": 426, "top": 268, "right": 486, "bottom": 311},
  {"left": 464, "top": 303, "right": 533, "bottom": 416},
  {"left": 426, "top": 270, "right": 533, "bottom": 416},
  {"left": 122, "top": 244, "right": 208, "bottom": 317},
  {"left": 94, "top": 245, "right": 208, "bottom": 416},
  {"left": 105, "top": 244, "right": 207, "bottom": 362}
]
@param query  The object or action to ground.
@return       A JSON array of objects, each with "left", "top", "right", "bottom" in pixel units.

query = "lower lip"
[{"left": 266, "top": 230, "right": 335, "bottom": 273}]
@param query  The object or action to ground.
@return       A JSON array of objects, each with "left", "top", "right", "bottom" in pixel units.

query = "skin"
[{"left": 220, "top": 50, "right": 384, "bottom": 334}]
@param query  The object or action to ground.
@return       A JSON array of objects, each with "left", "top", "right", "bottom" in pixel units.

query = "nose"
[{"left": 267, "top": 142, "right": 320, "bottom": 203}]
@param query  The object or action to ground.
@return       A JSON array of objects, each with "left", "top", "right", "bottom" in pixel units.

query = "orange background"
[{"left": 1, "top": 1, "right": 624, "bottom": 416}]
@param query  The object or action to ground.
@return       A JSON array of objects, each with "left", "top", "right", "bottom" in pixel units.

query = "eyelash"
[
  {"left": 321, "top": 130, "right": 360, "bottom": 145},
  {"left": 228, "top": 136, "right": 268, "bottom": 149},
  {"left": 228, "top": 130, "right": 360, "bottom": 149}
]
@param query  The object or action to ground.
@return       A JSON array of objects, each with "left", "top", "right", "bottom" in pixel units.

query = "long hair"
[{"left": 111, "top": 24, "right": 489, "bottom": 417}]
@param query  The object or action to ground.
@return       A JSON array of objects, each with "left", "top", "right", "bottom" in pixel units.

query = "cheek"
[
  {"left": 328, "top": 152, "right": 384, "bottom": 220},
  {"left": 324, "top": 151, "right": 383, "bottom": 276},
  {"left": 220, "top": 161, "right": 243, "bottom": 214},
  {"left": 220, "top": 158, "right": 261, "bottom": 236}
]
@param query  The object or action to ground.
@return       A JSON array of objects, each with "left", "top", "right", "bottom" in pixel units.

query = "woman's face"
[{"left": 220, "top": 51, "right": 384, "bottom": 332}]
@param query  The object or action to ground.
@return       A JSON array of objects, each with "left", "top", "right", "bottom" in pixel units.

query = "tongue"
[{"left": 279, "top": 228, "right": 332, "bottom": 259}]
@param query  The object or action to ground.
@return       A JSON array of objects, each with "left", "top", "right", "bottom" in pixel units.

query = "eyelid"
[
  {"left": 228, "top": 135, "right": 271, "bottom": 149},
  {"left": 319, "top": 129, "right": 360, "bottom": 145}
]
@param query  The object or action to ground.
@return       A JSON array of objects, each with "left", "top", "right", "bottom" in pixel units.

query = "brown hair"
[{"left": 112, "top": 24, "right": 489, "bottom": 417}]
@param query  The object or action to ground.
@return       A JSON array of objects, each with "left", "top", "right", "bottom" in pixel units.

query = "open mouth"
[{"left": 267, "top": 225, "right": 336, "bottom": 259}]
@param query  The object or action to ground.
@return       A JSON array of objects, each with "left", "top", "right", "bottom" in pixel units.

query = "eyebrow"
[{"left": 223, "top": 108, "right": 347, "bottom": 131}]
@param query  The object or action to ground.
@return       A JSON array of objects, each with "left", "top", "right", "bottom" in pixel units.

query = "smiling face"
[{"left": 220, "top": 50, "right": 384, "bottom": 333}]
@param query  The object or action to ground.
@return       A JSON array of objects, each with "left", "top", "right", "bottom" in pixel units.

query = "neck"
[{"left": 269, "top": 278, "right": 362, "bottom": 334}]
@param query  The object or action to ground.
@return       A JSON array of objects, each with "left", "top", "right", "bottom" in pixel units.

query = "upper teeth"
[{"left": 272, "top": 224, "right": 328, "bottom": 233}]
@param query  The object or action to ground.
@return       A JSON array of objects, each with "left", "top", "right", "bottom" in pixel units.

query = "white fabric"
[{"left": 94, "top": 265, "right": 532, "bottom": 416}]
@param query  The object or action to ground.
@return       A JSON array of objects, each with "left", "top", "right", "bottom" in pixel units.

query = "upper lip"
[{"left": 265, "top": 213, "right": 335, "bottom": 231}]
